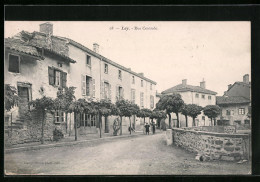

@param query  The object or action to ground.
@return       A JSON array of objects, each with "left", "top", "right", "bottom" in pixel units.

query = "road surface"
[{"left": 5, "top": 133, "right": 251, "bottom": 175}]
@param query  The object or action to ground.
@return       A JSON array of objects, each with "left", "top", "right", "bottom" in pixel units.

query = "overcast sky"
[{"left": 5, "top": 21, "right": 250, "bottom": 96}]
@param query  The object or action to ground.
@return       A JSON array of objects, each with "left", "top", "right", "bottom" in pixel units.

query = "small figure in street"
[
  {"left": 152, "top": 122, "right": 156, "bottom": 134},
  {"left": 128, "top": 124, "right": 135, "bottom": 134},
  {"left": 144, "top": 123, "right": 150, "bottom": 135}
]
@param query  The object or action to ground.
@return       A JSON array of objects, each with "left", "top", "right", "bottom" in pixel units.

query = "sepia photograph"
[{"left": 4, "top": 21, "right": 251, "bottom": 175}]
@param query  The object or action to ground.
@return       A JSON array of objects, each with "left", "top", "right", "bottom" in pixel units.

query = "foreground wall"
[{"left": 172, "top": 127, "right": 250, "bottom": 161}]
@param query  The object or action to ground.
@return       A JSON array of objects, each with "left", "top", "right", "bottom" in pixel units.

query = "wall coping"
[{"left": 172, "top": 127, "right": 250, "bottom": 138}]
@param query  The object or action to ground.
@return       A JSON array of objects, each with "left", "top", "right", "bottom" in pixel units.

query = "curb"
[{"left": 5, "top": 133, "right": 146, "bottom": 154}]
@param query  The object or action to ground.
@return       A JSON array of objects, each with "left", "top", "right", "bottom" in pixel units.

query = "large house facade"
[
  {"left": 161, "top": 79, "right": 217, "bottom": 127},
  {"left": 4, "top": 22, "right": 157, "bottom": 142},
  {"left": 216, "top": 74, "right": 251, "bottom": 126}
]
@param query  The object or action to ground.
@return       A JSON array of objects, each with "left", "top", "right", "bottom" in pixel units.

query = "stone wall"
[
  {"left": 5, "top": 111, "right": 66, "bottom": 146},
  {"left": 172, "top": 128, "right": 250, "bottom": 161}
]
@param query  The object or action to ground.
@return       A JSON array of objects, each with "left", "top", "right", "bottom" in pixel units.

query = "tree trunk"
[
  {"left": 192, "top": 117, "right": 196, "bottom": 127},
  {"left": 211, "top": 118, "right": 213, "bottom": 126},
  {"left": 65, "top": 112, "right": 68, "bottom": 133},
  {"left": 74, "top": 112, "right": 78, "bottom": 141},
  {"left": 104, "top": 116, "right": 109, "bottom": 133},
  {"left": 10, "top": 112, "right": 13, "bottom": 137},
  {"left": 120, "top": 116, "right": 123, "bottom": 135},
  {"left": 129, "top": 117, "right": 131, "bottom": 135},
  {"left": 168, "top": 113, "right": 171, "bottom": 129},
  {"left": 185, "top": 115, "right": 188, "bottom": 127},
  {"left": 41, "top": 111, "right": 45, "bottom": 144},
  {"left": 99, "top": 114, "right": 102, "bottom": 138},
  {"left": 158, "top": 118, "right": 161, "bottom": 128},
  {"left": 214, "top": 118, "right": 216, "bottom": 126},
  {"left": 69, "top": 113, "right": 71, "bottom": 136},
  {"left": 144, "top": 117, "right": 146, "bottom": 124},
  {"left": 133, "top": 115, "right": 136, "bottom": 130},
  {"left": 176, "top": 113, "right": 179, "bottom": 128}
]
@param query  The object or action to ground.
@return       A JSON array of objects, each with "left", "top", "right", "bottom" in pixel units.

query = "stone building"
[
  {"left": 161, "top": 79, "right": 217, "bottom": 127},
  {"left": 216, "top": 74, "right": 251, "bottom": 126},
  {"left": 4, "top": 22, "right": 157, "bottom": 142}
]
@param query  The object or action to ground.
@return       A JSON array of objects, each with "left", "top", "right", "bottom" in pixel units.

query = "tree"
[
  {"left": 4, "top": 84, "right": 20, "bottom": 136},
  {"left": 181, "top": 104, "right": 189, "bottom": 127},
  {"left": 156, "top": 93, "right": 184, "bottom": 128},
  {"left": 55, "top": 87, "right": 76, "bottom": 134},
  {"left": 115, "top": 99, "right": 140, "bottom": 135},
  {"left": 136, "top": 108, "right": 152, "bottom": 124},
  {"left": 186, "top": 104, "right": 203, "bottom": 127},
  {"left": 203, "top": 105, "right": 221, "bottom": 126},
  {"left": 68, "top": 99, "right": 85, "bottom": 141},
  {"left": 150, "top": 110, "right": 167, "bottom": 128},
  {"left": 29, "top": 96, "right": 54, "bottom": 144}
]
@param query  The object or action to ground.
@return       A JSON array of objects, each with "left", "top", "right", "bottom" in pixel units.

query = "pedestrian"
[
  {"left": 128, "top": 124, "right": 135, "bottom": 134},
  {"left": 144, "top": 122, "right": 150, "bottom": 135},
  {"left": 152, "top": 122, "right": 155, "bottom": 134}
]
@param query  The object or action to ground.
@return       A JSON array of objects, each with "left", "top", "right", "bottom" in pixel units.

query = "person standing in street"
[
  {"left": 152, "top": 122, "right": 156, "bottom": 134},
  {"left": 144, "top": 123, "right": 150, "bottom": 135}
]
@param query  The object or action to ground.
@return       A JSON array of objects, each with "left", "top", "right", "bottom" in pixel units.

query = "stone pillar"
[{"left": 166, "top": 129, "right": 173, "bottom": 146}]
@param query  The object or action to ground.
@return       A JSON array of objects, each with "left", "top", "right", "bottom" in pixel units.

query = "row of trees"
[{"left": 156, "top": 94, "right": 221, "bottom": 129}]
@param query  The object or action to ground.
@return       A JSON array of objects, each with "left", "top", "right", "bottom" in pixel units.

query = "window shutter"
[
  {"left": 108, "top": 83, "right": 111, "bottom": 100},
  {"left": 116, "top": 86, "right": 119, "bottom": 101},
  {"left": 101, "top": 81, "right": 104, "bottom": 99},
  {"left": 121, "top": 87, "right": 124, "bottom": 99},
  {"left": 81, "top": 75, "right": 86, "bottom": 96},
  {"left": 92, "top": 78, "right": 95, "bottom": 98},
  {"left": 48, "top": 66, "right": 55, "bottom": 85},
  {"left": 62, "top": 72, "right": 67, "bottom": 88}
]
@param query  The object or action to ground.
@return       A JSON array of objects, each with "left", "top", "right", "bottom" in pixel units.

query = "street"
[{"left": 5, "top": 133, "right": 251, "bottom": 175}]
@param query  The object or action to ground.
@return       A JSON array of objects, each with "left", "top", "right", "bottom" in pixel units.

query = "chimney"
[
  {"left": 228, "top": 84, "right": 232, "bottom": 90},
  {"left": 93, "top": 43, "right": 99, "bottom": 53},
  {"left": 182, "top": 79, "right": 187, "bottom": 86},
  {"left": 243, "top": 74, "right": 249, "bottom": 84},
  {"left": 200, "top": 79, "right": 205, "bottom": 89},
  {"left": 39, "top": 22, "right": 53, "bottom": 35},
  {"left": 139, "top": 73, "right": 144, "bottom": 77}
]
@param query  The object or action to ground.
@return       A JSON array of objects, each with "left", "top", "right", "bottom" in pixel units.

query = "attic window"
[
  {"left": 8, "top": 54, "right": 20, "bottom": 73},
  {"left": 86, "top": 55, "right": 91, "bottom": 66}
]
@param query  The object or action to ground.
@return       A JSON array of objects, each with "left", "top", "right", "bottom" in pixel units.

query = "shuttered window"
[
  {"left": 81, "top": 75, "right": 86, "bottom": 96},
  {"left": 150, "top": 95, "right": 154, "bottom": 109},
  {"left": 131, "top": 89, "right": 136, "bottom": 103},
  {"left": 48, "top": 66, "right": 67, "bottom": 88},
  {"left": 8, "top": 54, "right": 20, "bottom": 73},
  {"left": 140, "top": 92, "right": 144, "bottom": 108},
  {"left": 104, "top": 82, "right": 109, "bottom": 99},
  {"left": 92, "top": 79, "right": 95, "bottom": 98}
]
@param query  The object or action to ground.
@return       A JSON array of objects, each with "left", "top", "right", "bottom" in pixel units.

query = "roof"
[
  {"left": 226, "top": 81, "right": 251, "bottom": 93},
  {"left": 162, "top": 84, "right": 217, "bottom": 95},
  {"left": 216, "top": 96, "right": 250, "bottom": 105},
  {"left": 53, "top": 34, "right": 157, "bottom": 85},
  {"left": 5, "top": 38, "right": 44, "bottom": 60}
]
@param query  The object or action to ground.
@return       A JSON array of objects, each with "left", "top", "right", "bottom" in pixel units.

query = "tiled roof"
[
  {"left": 54, "top": 35, "right": 157, "bottom": 85},
  {"left": 5, "top": 38, "right": 44, "bottom": 59},
  {"left": 216, "top": 96, "right": 250, "bottom": 105},
  {"left": 226, "top": 81, "right": 251, "bottom": 93},
  {"left": 162, "top": 84, "right": 217, "bottom": 95}
]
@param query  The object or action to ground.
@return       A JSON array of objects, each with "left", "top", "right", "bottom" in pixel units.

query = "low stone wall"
[
  {"left": 172, "top": 128, "right": 250, "bottom": 161},
  {"left": 5, "top": 111, "right": 66, "bottom": 146}
]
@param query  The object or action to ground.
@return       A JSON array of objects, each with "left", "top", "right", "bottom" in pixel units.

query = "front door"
[{"left": 17, "top": 86, "right": 30, "bottom": 119}]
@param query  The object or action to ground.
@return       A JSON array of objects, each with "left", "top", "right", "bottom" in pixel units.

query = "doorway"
[{"left": 17, "top": 82, "right": 32, "bottom": 119}]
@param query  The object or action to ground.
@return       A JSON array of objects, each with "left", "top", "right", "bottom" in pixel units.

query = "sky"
[{"left": 5, "top": 21, "right": 251, "bottom": 96}]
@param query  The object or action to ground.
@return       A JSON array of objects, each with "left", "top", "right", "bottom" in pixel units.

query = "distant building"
[
  {"left": 161, "top": 79, "right": 217, "bottom": 127},
  {"left": 216, "top": 74, "right": 251, "bottom": 126}
]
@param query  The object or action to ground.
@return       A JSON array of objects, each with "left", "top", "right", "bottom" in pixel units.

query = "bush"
[{"left": 53, "top": 128, "right": 64, "bottom": 142}]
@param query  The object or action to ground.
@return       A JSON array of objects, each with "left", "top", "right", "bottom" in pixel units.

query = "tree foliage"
[
  {"left": 186, "top": 104, "right": 203, "bottom": 126},
  {"left": 4, "top": 84, "right": 20, "bottom": 111},
  {"left": 203, "top": 105, "right": 221, "bottom": 125},
  {"left": 137, "top": 108, "right": 152, "bottom": 119}
]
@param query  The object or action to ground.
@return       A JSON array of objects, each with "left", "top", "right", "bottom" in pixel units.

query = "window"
[
  {"left": 234, "top": 120, "right": 241, "bottom": 125},
  {"left": 201, "top": 95, "right": 205, "bottom": 99},
  {"left": 86, "top": 55, "right": 91, "bottom": 66},
  {"left": 238, "top": 108, "right": 245, "bottom": 115},
  {"left": 150, "top": 83, "right": 152, "bottom": 90},
  {"left": 150, "top": 95, "right": 154, "bottom": 109},
  {"left": 104, "top": 82, "right": 109, "bottom": 99},
  {"left": 195, "top": 93, "right": 199, "bottom": 98},
  {"left": 131, "top": 89, "right": 136, "bottom": 103},
  {"left": 118, "top": 70, "right": 122, "bottom": 80},
  {"left": 141, "top": 80, "right": 144, "bottom": 87},
  {"left": 8, "top": 54, "right": 20, "bottom": 73},
  {"left": 116, "top": 86, "right": 124, "bottom": 100},
  {"left": 80, "top": 114, "right": 96, "bottom": 127},
  {"left": 104, "top": 63, "right": 108, "bottom": 74},
  {"left": 82, "top": 75, "right": 95, "bottom": 97},
  {"left": 226, "top": 110, "right": 231, "bottom": 116},
  {"left": 132, "top": 76, "right": 135, "bottom": 84},
  {"left": 202, "top": 116, "right": 205, "bottom": 120},
  {"left": 48, "top": 67, "right": 67, "bottom": 88},
  {"left": 140, "top": 92, "right": 144, "bottom": 108},
  {"left": 54, "top": 111, "right": 64, "bottom": 123},
  {"left": 208, "top": 96, "right": 211, "bottom": 100},
  {"left": 91, "top": 115, "right": 96, "bottom": 126}
]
